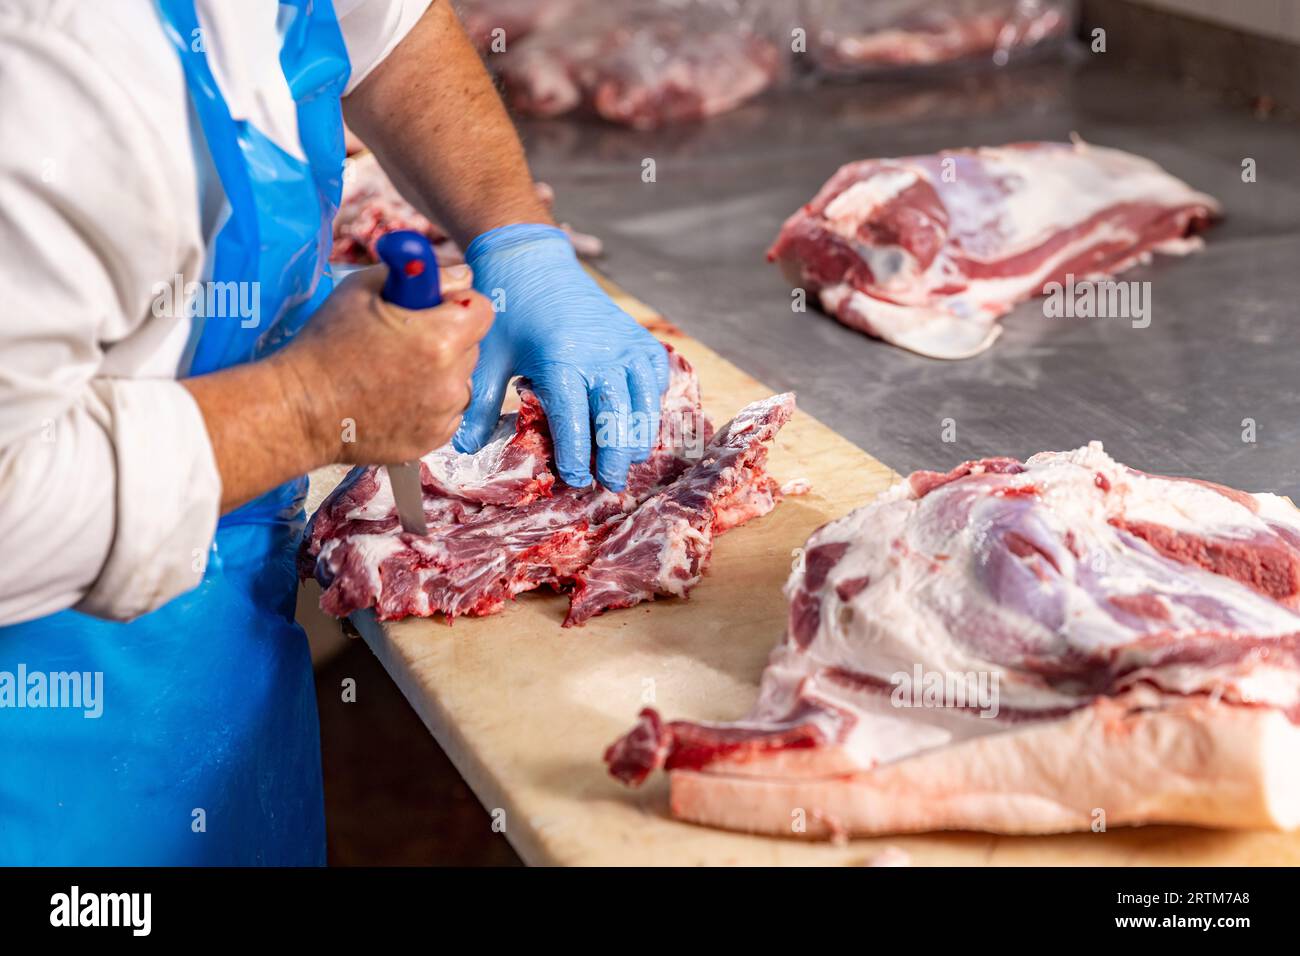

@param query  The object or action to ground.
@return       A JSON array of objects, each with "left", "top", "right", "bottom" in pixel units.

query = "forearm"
[
  {"left": 181, "top": 263, "right": 489, "bottom": 513},
  {"left": 342, "top": 0, "right": 550, "bottom": 247},
  {"left": 182, "top": 353, "right": 328, "bottom": 513}
]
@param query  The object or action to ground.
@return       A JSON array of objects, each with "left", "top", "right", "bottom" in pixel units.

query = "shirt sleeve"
[
  {"left": 335, "top": 0, "right": 435, "bottom": 95},
  {"left": 0, "top": 21, "right": 221, "bottom": 625}
]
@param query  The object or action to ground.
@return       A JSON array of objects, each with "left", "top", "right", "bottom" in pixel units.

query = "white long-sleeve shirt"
[{"left": 0, "top": 0, "right": 432, "bottom": 625}]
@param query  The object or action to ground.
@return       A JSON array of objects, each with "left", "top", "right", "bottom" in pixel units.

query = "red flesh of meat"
[{"left": 301, "top": 345, "right": 795, "bottom": 626}]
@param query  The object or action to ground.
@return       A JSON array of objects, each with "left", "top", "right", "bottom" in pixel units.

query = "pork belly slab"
[
  {"left": 606, "top": 443, "right": 1300, "bottom": 836},
  {"left": 300, "top": 346, "right": 795, "bottom": 627},
  {"left": 767, "top": 140, "right": 1220, "bottom": 359}
]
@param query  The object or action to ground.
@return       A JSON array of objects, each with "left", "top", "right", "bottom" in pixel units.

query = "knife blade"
[
  {"left": 375, "top": 230, "right": 445, "bottom": 536},
  {"left": 387, "top": 461, "right": 427, "bottom": 536}
]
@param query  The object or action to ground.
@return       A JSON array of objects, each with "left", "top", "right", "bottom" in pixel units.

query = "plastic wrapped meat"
[
  {"left": 802, "top": 0, "right": 1072, "bottom": 76},
  {"left": 499, "top": 0, "right": 782, "bottom": 129},
  {"left": 453, "top": 0, "right": 580, "bottom": 52}
]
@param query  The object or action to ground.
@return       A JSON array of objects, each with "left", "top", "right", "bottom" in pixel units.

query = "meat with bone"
[
  {"left": 767, "top": 140, "right": 1220, "bottom": 359},
  {"left": 804, "top": 0, "right": 1070, "bottom": 75},
  {"left": 331, "top": 152, "right": 603, "bottom": 265},
  {"left": 301, "top": 346, "right": 796, "bottom": 626},
  {"left": 606, "top": 442, "right": 1300, "bottom": 836},
  {"left": 565, "top": 392, "right": 793, "bottom": 626},
  {"left": 498, "top": 1, "right": 781, "bottom": 129}
]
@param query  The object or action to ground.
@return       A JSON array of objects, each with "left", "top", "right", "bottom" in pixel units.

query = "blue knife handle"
[{"left": 376, "top": 230, "right": 442, "bottom": 309}]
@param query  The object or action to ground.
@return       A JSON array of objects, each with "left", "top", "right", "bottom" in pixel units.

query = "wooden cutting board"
[{"left": 306, "top": 275, "right": 1300, "bottom": 866}]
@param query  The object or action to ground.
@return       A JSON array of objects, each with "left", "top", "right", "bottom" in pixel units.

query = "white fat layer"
[
  {"left": 590, "top": 509, "right": 708, "bottom": 599},
  {"left": 659, "top": 523, "right": 709, "bottom": 596},
  {"left": 780, "top": 477, "right": 813, "bottom": 496},
  {"left": 1257, "top": 490, "right": 1300, "bottom": 529},
  {"left": 318, "top": 532, "right": 410, "bottom": 610},
  {"left": 420, "top": 415, "right": 527, "bottom": 491},
  {"left": 822, "top": 173, "right": 925, "bottom": 294},
  {"left": 826, "top": 284, "right": 1003, "bottom": 359},
  {"left": 1026, "top": 444, "right": 1300, "bottom": 539},
  {"left": 949, "top": 143, "right": 1219, "bottom": 255},
  {"left": 822, "top": 172, "right": 921, "bottom": 236},
  {"left": 347, "top": 472, "right": 397, "bottom": 522},
  {"left": 823, "top": 220, "right": 1156, "bottom": 359},
  {"left": 754, "top": 442, "right": 1300, "bottom": 770},
  {"left": 341, "top": 416, "right": 532, "bottom": 524}
]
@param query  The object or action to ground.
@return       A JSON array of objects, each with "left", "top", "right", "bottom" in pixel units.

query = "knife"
[{"left": 375, "top": 230, "right": 444, "bottom": 536}]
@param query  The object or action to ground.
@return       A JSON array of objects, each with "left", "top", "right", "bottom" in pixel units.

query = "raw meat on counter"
[
  {"left": 332, "top": 152, "right": 603, "bottom": 265},
  {"left": 803, "top": 0, "right": 1070, "bottom": 75},
  {"left": 607, "top": 442, "right": 1300, "bottom": 836},
  {"left": 499, "top": 0, "right": 782, "bottom": 129},
  {"left": 768, "top": 140, "right": 1220, "bottom": 358},
  {"left": 454, "top": 0, "right": 579, "bottom": 52},
  {"left": 300, "top": 346, "right": 796, "bottom": 626}
]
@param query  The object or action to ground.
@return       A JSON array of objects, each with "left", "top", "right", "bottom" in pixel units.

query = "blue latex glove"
[{"left": 452, "top": 223, "right": 670, "bottom": 491}]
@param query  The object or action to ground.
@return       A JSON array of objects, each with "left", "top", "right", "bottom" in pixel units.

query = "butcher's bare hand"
[{"left": 274, "top": 263, "right": 492, "bottom": 466}]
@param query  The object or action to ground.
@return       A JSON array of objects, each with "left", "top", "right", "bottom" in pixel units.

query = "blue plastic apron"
[{"left": 0, "top": 0, "right": 350, "bottom": 865}]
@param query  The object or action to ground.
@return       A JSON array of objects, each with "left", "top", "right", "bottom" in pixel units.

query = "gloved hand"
[{"left": 453, "top": 223, "right": 669, "bottom": 491}]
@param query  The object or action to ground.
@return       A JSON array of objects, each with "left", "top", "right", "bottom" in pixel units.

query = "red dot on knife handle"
[{"left": 404, "top": 259, "right": 425, "bottom": 277}]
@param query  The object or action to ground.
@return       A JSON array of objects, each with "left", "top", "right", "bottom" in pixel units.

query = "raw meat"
[
  {"left": 454, "top": 0, "right": 579, "bottom": 52},
  {"left": 803, "top": 0, "right": 1070, "bottom": 75},
  {"left": 498, "top": 0, "right": 782, "bottom": 129},
  {"left": 606, "top": 442, "right": 1300, "bottom": 836},
  {"left": 301, "top": 346, "right": 796, "bottom": 626},
  {"left": 566, "top": 392, "right": 794, "bottom": 626},
  {"left": 332, "top": 152, "right": 603, "bottom": 266},
  {"left": 767, "top": 140, "right": 1220, "bottom": 358}
]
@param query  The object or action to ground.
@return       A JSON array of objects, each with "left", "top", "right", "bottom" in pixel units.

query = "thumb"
[{"left": 453, "top": 348, "right": 512, "bottom": 453}]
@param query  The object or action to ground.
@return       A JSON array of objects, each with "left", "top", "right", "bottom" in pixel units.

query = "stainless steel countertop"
[{"left": 520, "top": 56, "right": 1300, "bottom": 498}]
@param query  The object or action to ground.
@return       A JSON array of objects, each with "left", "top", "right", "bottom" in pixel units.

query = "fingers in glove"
[
  {"left": 626, "top": 357, "right": 661, "bottom": 464},
  {"left": 646, "top": 337, "right": 671, "bottom": 393},
  {"left": 589, "top": 372, "right": 634, "bottom": 492},
  {"left": 452, "top": 346, "right": 512, "bottom": 453},
  {"left": 536, "top": 366, "right": 594, "bottom": 488}
]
